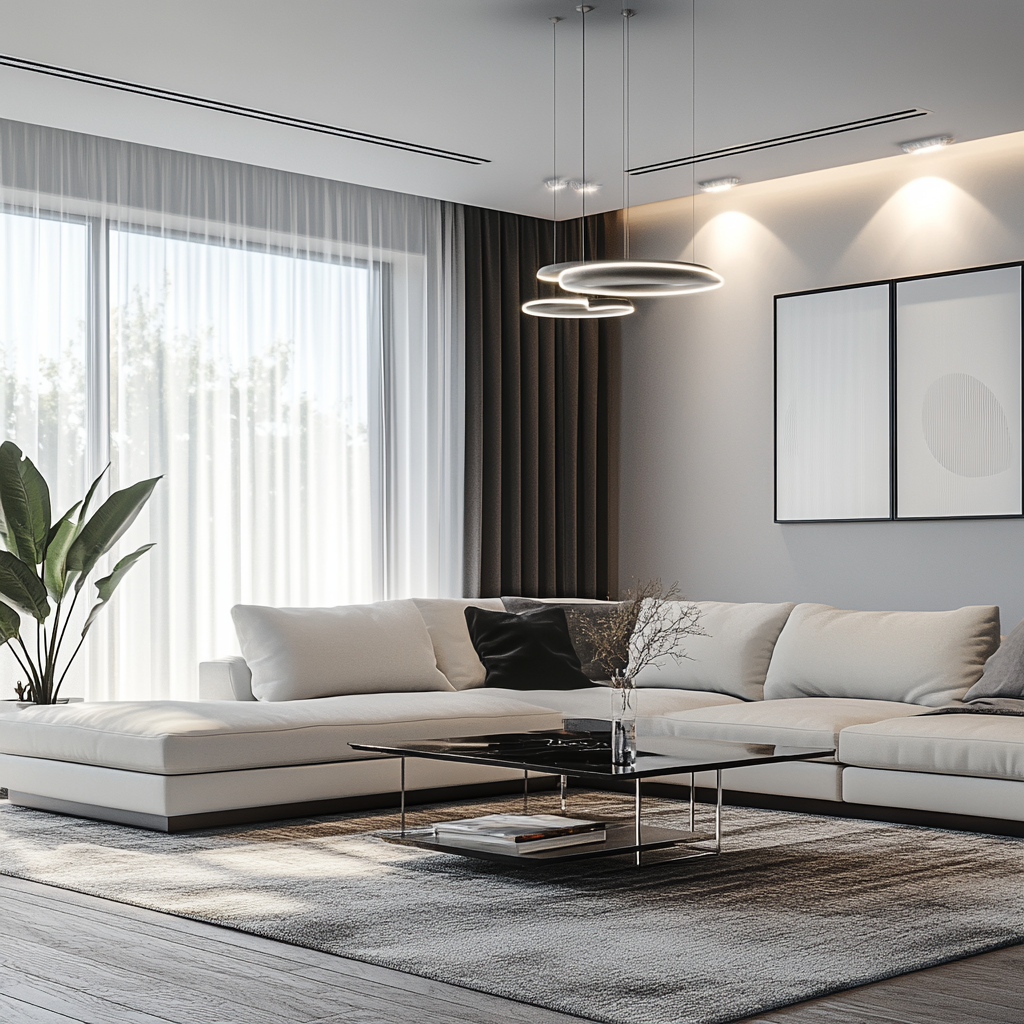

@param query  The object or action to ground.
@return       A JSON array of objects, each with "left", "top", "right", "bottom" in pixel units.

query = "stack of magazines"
[{"left": 432, "top": 813, "right": 607, "bottom": 854}]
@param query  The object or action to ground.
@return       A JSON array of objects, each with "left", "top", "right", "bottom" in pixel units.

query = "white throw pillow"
[
  {"left": 411, "top": 597, "right": 505, "bottom": 690},
  {"left": 232, "top": 601, "right": 454, "bottom": 701},
  {"left": 631, "top": 601, "right": 794, "bottom": 701},
  {"left": 763, "top": 603, "right": 1000, "bottom": 706}
]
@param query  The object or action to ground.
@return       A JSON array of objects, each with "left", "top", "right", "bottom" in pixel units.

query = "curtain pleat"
[{"left": 463, "top": 208, "right": 619, "bottom": 600}]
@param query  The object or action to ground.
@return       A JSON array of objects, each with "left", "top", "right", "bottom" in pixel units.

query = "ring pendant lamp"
[
  {"left": 543, "top": 7, "right": 724, "bottom": 300},
  {"left": 524, "top": 8, "right": 634, "bottom": 320}
]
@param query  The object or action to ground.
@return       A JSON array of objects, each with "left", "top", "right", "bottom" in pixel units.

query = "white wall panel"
[
  {"left": 896, "top": 266, "right": 1022, "bottom": 518},
  {"left": 775, "top": 284, "right": 891, "bottom": 521}
]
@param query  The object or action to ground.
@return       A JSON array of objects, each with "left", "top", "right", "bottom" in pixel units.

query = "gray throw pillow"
[
  {"left": 500, "top": 597, "right": 625, "bottom": 680},
  {"left": 964, "top": 619, "right": 1024, "bottom": 700}
]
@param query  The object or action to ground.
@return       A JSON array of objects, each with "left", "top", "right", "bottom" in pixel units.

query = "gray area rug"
[{"left": 3, "top": 792, "right": 1024, "bottom": 1024}]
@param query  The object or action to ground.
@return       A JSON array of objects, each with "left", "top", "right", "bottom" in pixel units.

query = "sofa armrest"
[{"left": 198, "top": 657, "right": 256, "bottom": 701}]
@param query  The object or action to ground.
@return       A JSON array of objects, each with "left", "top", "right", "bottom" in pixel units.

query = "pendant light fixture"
[
  {"left": 524, "top": 10, "right": 634, "bottom": 319},
  {"left": 538, "top": 6, "right": 724, "bottom": 300}
]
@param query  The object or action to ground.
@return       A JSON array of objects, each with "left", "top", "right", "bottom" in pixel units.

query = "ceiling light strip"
[
  {"left": 628, "top": 107, "right": 928, "bottom": 175},
  {"left": 0, "top": 52, "right": 491, "bottom": 165}
]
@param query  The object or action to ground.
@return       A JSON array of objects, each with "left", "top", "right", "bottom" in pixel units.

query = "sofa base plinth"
[
  {"left": 629, "top": 782, "right": 1024, "bottom": 839},
  {"left": 7, "top": 776, "right": 559, "bottom": 832}
]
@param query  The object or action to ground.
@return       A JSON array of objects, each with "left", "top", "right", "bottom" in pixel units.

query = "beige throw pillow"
[
  {"left": 232, "top": 600, "right": 454, "bottom": 701},
  {"left": 763, "top": 603, "right": 1000, "bottom": 706},
  {"left": 631, "top": 600, "right": 794, "bottom": 701},
  {"left": 411, "top": 597, "right": 505, "bottom": 690}
]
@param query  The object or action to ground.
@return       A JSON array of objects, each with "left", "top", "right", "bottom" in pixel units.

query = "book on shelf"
[{"left": 431, "top": 813, "right": 608, "bottom": 853}]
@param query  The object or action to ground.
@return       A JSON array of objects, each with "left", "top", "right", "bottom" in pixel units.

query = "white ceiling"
[{"left": 0, "top": 0, "right": 1022, "bottom": 219}]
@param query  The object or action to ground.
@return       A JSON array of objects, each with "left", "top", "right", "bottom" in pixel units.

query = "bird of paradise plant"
[{"left": 0, "top": 441, "right": 159, "bottom": 704}]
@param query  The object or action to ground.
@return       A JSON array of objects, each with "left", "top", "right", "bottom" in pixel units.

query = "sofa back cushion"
[
  {"left": 411, "top": 597, "right": 505, "bottom": 690},
  {"left": 232, "top": 601, "right": 454, "bottom": 701},
  {"left": 763, "top": 603, "right": 1000, "bottom": 706},
  {"left": 631, "top": 601, "right": 795, "bottom": 701}
]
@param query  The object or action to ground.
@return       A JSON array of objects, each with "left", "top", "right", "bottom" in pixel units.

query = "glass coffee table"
[{"left": 350, "top": 729, "right": 834, "bottom": 867}]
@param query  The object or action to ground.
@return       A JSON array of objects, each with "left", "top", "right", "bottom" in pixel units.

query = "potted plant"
[{"left": 0, "top": 441, "right": 159, "bottom": 706}]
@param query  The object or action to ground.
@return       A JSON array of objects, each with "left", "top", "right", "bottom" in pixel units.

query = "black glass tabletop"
[{"left": 350, "top": 729, "right": 835, "bottom": 780}]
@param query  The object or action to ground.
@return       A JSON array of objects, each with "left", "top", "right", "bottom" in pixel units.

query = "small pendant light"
[
  {"left": 540, "top": 7, "right": 724, "bottom": 301},
  {"left": 523, "top": 9, "right": 634, "bottom": 320}
]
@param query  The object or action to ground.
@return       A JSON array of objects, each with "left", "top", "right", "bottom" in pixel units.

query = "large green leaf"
[
  {"left": 0, "top": 441, "right": 42, "bottom": 563},
  {"left": 81, "top": 543, "right": 155, "bottom": 636},
  {"left": 44, "top": 514, "right": 79, "bottom": 603},
  {"left": 66, "top": 476, "right": 161, "bottom": 587},
  {"left": 0, "top": 549, "right": 50, "bottom": 622},
  {"left": 17, "top": 452, "right": 50, "bottom": 560},
  {"left": 0, "top": 598, "right": 21, "bottom": 643},
  {"left": 74, "top": 465, "right": 109, "bottom": 541}
]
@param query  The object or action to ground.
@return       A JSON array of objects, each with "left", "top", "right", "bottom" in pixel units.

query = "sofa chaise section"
[{"left": 0, "top": 692, "right": 564, "bottom": 831}]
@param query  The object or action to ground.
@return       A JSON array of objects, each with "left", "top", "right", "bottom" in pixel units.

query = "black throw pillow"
[
  {"left": 501, "top": 597, "right": 626, "bottom": 680},
  {"left": 964, "top": 618, "right": 1024, "bottom": 700},
  {"left": 464, "top": 606, "right": 592, "bottom": 690}
]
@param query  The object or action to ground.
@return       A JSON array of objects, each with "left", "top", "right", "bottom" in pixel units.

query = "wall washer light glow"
[
  {"left": 698, "top": 176, "right": 741, "bottom": 193},
  {"left": 544, "top": 178, "right": 568, "bottom": 191},
  {"left": 567, "top": 179, "right": 601, "bottom": 194},
  {"left": 900, "top": 135, "right": 954, "bottom": 155}
]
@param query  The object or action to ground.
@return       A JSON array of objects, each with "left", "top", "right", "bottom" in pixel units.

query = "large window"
[{"left": 0, "top": 123, "right": 462, "bottom": 700}]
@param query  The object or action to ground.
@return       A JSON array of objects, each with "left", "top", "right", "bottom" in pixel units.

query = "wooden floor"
[{"left": 3, "top": 873, "right": 1023, "bottom": 1024}]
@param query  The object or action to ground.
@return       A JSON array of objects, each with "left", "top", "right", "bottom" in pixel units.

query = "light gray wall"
[{"left": 619, "top": 130, "right": 1024, "bottom": 628}]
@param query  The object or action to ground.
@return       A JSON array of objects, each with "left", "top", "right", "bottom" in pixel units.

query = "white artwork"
[
  {"left": 775, "top": 284, "right": 892, "bottom": 522},
  {"left": 896, "top": 266, "right": 1022, "bottom": 519}
]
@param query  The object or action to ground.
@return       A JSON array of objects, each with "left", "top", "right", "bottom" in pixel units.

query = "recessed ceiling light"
[
  {"left": 900, "top": 135, "right": 953, "bottom": 155},
  {"left": 698, "top": 176, "right": 740, "bottom": 193}
]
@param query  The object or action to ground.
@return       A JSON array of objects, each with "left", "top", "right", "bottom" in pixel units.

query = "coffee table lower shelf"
[{"left": 378, "top": 822, "right": 717, "bottom": 864}]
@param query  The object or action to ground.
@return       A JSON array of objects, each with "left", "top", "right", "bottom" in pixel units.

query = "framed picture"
[
  {"left": 775, "top": 282, "right": 892, "bottom": 522},
  {"left": 895, "top": 264, "right": 1023, "bottom": 519}
]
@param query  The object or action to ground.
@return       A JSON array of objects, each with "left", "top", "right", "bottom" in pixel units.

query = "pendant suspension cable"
[
  {"left": 691, "top": 0, "right": 696, "bottom": 264},
  {"left": 551, "top": 17, "right": 561, "bottom": 264},
  {"left": 622, "top": 9, "right": 635, "bottom": 259},
  {"left": 577, "top": 5, "right": 592, "bottom": 261}
]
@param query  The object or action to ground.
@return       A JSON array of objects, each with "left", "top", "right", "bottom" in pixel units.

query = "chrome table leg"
[
  {"left": 560, "top": 774, "right": 568, "bottom": 813},
  {"left": 715, "top": 768, "right": 722, "bottom": 854},
  {"left": 635, "top": 778, "right": 642, "bottom": 868},
  {"left": 523, "top": 770, "right": 529, "bottom": 811},
  {"left": 400, "top": 757, "right": 406, "bottom": 837},
  {"left": 689, "top": 771, "right": 695, "bottom": 833}
]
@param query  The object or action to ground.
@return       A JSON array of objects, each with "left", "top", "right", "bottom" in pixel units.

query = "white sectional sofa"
[{"left": 2, "top": 596, "right": 1022, "bottom": 837}]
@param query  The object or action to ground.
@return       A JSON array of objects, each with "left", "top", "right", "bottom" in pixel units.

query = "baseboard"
[{"left": 7, "top": 775, "right": 560, "bottom": 833}]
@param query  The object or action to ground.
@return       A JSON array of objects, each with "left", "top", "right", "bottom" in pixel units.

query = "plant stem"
[
  {"left": 7, "top": 641, "right": 35, "bottom": 700},
  {"left": 54, "top": 630, "right": 90, "bottom": 695},
  {"left": 16, "top": 635, "right": 42, "bottom": 696}
]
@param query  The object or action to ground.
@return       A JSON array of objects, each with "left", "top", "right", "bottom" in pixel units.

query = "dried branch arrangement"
[{"left": 567, "top": 579, "right": 706, "bottom": 685}]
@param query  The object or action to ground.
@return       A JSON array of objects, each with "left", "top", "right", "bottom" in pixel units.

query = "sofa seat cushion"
[
  {"left": 839, "top": 714, "right": 1024, "bottom": 782},
  {"left": 648, "top": 697, "right": 928, "bottom": 751},
  {"left": 480, "top": 686, "right": 743, "bottom": 721},
  {"left": 0, "top": 693, "right": 564, "bottom": 775}
]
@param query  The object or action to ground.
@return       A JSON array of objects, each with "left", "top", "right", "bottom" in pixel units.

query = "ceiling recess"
[
  {"left": 0, "top": 51, "right": 491, "bottom": 165},
  {"left": 628, "top": 107, "right": 929, "bottom": 175}
]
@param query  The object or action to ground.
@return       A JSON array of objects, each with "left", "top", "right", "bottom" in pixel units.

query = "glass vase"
[{"left": 610, "top": 672, "right": 637, "bottom": 767}]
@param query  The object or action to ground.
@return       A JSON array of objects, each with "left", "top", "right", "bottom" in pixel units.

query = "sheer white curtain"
[{"left": 0, "top": 118, "right": 465, "bottom": 701}]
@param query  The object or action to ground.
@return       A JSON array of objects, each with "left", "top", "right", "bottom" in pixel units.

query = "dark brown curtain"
[{"left": 463, "top": 208, "right": 620, "bottom": 600}]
